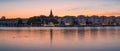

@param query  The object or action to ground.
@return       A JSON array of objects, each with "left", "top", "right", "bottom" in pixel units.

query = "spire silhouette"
[{"left": 49, "top": 10, "right": 54, "bottom": 18}]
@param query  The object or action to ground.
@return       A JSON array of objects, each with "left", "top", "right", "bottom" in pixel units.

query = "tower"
[{"left": 49, "top": 10, "right": 54, "bottom": 18}]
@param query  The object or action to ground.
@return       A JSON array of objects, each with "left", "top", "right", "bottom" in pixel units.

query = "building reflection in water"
[
  {"left": 62, "top": 29, "right": 77, "bottom": 40},
  {"left": 0, "top": 27, "right": 119, "bottom": 43},
  {"left": 78, "top": 28, "right": 85, "bottom": 40},
  {"left": 90, "top": 28, "right": 98, "bottom": 40},
  {"left": 50, "top": 29, "right": 53, "bottom": 46},
  {"left": 98, "top": 27, "right": 107, "bottom": 39},
  {"left": 0, "top": 27, "right": 120, "bottom": 51}
]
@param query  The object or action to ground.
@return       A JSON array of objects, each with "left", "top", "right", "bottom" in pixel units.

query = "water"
[{"left": 0, "top": 27, "right": 120, "bottom": 51}]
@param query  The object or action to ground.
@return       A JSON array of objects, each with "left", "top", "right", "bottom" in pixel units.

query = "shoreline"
[{"left": 0, "top": 25, "right": 120, "bottom": 27}]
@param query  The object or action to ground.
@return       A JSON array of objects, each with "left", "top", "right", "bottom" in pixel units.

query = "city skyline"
[{"left": 0, "top": 0, "right": 120, "bottom": 18}]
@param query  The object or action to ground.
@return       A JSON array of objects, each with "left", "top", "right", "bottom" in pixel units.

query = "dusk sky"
[{"left": 0, "top": 0, "right": 120, "bottom": 18}]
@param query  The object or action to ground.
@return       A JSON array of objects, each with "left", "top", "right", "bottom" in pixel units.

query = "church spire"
[{"left": 49, "top": 10, "right": 54, "bottom": 18}]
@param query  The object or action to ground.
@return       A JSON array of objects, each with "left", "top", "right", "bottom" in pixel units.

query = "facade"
[
  {"left": 62, "top": 16, "right": 76, "bottom": 26},
  {"left": 77, "top": 15, "right": 86, "bottom": 26},
  {"left": 115, "top": 16, "right": 120, "bottom": 25},
  {"left": 0, "top": 11, "right": 120, "bottom": 27}
]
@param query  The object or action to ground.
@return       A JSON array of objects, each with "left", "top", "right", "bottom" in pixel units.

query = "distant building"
[
  {"left": 0, "top": 12, "right": 120, "bottom": 27},
  {"left": 108, "top": 16, "right": 116, "bottom": 25},
  {"left": 49, "top": 10, "right": 54, "bottom": 18},
  {"left": 0, "top": 16, "right": 6, "bottom": 26},
  {"left": 1, "top": 16, "right": 6, "bottom": 21},
  {"left": 44, "top": 10, "right": 58, "bottom": 27},
  {"left": 99, "top": 16, "right": 107, "bottom": 25},
  {"left": 22, "top": 19, "right": 28, "bottom": 26},
  {"left": 77, "top": 15, "right": 86, "bottom": 26},
  {"left": 62, "top": 16, "right": 76, "bottom": 26},
  {"left": 116, "top": 16, "right": 120, "bottom": 25}
]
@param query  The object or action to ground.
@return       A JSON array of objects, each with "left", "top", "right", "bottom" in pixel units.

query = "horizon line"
[{"left": 1, "top": 14, "right": 120, "bottom": 19}]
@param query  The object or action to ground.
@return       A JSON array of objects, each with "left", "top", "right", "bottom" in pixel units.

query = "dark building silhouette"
[
  {"left": 0, "top": 10, "right": 120, "bottom": 27},
  {"left": 49, "top": 10, "right": 54, "bottom": 18}
]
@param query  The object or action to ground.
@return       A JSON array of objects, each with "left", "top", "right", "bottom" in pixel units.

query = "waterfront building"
[
  {"left": 115, "top": 16, "right": 120, "bottom": 26},
  {"left": 77, "top": 15, "right": 86, "bottom": 26},
  {"left": 62, "top": 16, "right": 76, "bottom": 26}
]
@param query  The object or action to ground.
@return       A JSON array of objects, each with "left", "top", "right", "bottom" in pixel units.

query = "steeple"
[{"left": 49, "top": 10, "right": 54, "bottom": 18}]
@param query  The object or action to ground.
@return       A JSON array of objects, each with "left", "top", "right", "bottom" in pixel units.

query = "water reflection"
[
  {"left": 0, "top": 27, "right": 120, "bottom": 51},
  {"left": 78, "top": 28, "right": 85, "bottom": 40},
  {"left": 50, "top": 29, "right": 53, "bottom": 46},
  {"left": 90, "top": 28, "right": 98, "bottom": 40},
  {"left": 63, "top": 29, "right": 77, "bottom": 40}
]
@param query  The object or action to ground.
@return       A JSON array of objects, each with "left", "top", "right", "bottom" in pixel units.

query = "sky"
[{"left": 0, "top": 0, "right": 120, "bottom": 18}]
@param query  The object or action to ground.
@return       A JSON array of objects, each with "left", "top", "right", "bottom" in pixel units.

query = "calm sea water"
[{"left": 0, "top": 27, "right": 120, "bottom": 51}]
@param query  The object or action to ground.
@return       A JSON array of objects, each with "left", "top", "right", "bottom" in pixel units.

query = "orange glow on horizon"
[
  {"left": 0, "top": 10, "right": 120, "bottom": 18},
  {"left": 0, "top": 0, "right": 120, "bottom": 18}
]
